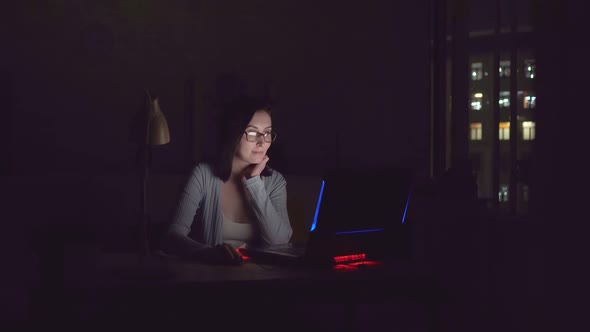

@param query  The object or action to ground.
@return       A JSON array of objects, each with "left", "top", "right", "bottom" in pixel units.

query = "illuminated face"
[{"left": 234, "top": 110, "right": 273, "bottom": 165}]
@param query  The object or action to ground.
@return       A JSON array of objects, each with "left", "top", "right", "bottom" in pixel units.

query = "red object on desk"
[
  {"left": 333, "top": 253, "right": 367, "bottom": 263},
  {"left": 236, "top": 248, "right": 250, "bottom": 261}
]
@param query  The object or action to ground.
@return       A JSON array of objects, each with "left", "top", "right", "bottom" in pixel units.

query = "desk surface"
[
  {"left": 64, "top": 251, "right": 436, "bottom": 288},
  {"left": 53, "top": 251, "right": 450, "bottom": 312},
  {"left": 33, "top": 251, "right": 449, "bottom": 331}
]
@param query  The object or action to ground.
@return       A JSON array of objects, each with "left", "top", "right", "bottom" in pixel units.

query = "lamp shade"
[{"left": 147, "top": 97, "right": 170, "bottom": 146}]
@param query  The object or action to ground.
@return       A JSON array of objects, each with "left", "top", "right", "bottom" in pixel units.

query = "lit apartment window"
[
  {"left": 470, "top": 122, "right": 483, "bottom": 140},
  {"left": 522, "top": 121, "right": 536, "bottom": 140},
  {"left": 523, "top": 93, "right": 536, "bottom": 109},
  {"left": 471, "top": 92, "right": 483, "bottom": 110},
  {"left": 499, "top": 184, "right": 509, "bottom": 202},
  {"left": 499, "top": 60, "right": 511, "bottom": 78},
  {"left": 499, "top": 91, "right": 510, "bottom": 108},
  {"left": 499, "top": 122, "right": 510, "bottom": 140},
  {"left": 525, "top": 59, "right": 536, "bottom": 79},
  {"left": 471, "top": 62, "right": 483, "bottom": 80}
]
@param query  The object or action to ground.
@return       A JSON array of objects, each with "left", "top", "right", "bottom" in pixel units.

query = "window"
[
  {"left": 499, "top": 60, "right": 511, "bottom": 78},
  {"left": 522, "top": 121, "right": 536, "bottom": 140},
  {"left": 523, "top": 92, "right": 536, "bottom": 109},
  {"left": 471, "top": 62, "right": 483, "bottom": 80},
  {"left": 499, "top": 122, "right": 510, "bottom": 140},
  {"left": 524, "top": 59, "right": 536, "bottom": 79},
  {"left": 470, "top": 122, "right": 483, "bottom": 140},
  {"left": 499, "top": 91, "right": 510, "bottom": 108},
  {"left": 471, "top": 92, "right": 483, "bottom": 110},
  {"left": 440, "top": 3, "right": 537, "bottom": 215},
  {"left": 499, "top": 184, "right": 509, "bottom": 202}
]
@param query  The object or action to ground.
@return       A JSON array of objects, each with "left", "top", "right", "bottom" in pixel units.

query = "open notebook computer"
[{"left": 240, "top": 167, "right": 413, "bottom": 267}]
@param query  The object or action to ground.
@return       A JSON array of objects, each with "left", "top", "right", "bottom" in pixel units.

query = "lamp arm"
[
  {"left": 140, "top": 90, "right": 154, "bottom": 257},
  {"left": 144, "top": 91, "right": 154, "bottom": 145}
]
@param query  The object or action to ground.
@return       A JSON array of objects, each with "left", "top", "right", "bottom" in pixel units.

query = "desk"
[{"left": 30, "top": 252, "right": 449, "bottom": 331}]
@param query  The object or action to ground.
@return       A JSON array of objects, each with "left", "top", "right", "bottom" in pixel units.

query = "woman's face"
[{"left": 234, "top": 110, "right": 273, "bottom": 165}]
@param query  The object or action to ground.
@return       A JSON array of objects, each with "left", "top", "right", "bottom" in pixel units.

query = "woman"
[{"left": 161, "top": 96, "right": 292, "bottom": 265}]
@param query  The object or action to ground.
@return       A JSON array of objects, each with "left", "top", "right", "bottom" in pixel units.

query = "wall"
[
  {"left": 532, "top": 0, "right": 589, "bottom": 330},
  {"left": 2, "top": 0, "right": 430, "bottom": 177}
]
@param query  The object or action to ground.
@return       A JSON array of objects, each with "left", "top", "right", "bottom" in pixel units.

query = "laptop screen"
[
  {"left": 312, "top": 167, "right": 412, "bottom": 235},
  {"left": 241, "top": 167, "right": 413, "bottom": 265}
]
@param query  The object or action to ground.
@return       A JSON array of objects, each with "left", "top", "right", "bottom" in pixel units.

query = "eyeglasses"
[{"left": 243, "top": 130, "right": 277, "bottom": 143}]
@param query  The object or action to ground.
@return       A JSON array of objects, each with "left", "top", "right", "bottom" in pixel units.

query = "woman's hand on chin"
[{"left": 243, "top": 155, "right": 269, "bottom": 179}]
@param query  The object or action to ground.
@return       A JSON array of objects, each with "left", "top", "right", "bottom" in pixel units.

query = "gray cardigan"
[{"left": 161, "top": 163, "right": 293, "bottom": 258}]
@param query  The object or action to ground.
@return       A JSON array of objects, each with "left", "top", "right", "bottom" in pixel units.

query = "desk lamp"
[
  {"left": 139, "top": 90, "right": 170, "bottom": 259},
  {"left": 117, "top": 91, "right": 174, "bottom": 281}
]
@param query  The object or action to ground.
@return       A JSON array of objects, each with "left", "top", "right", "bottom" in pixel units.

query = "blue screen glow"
[
  {"left": 335, "top": 228, "right": 385, "bottom": 235},
  {"left": 401, "top": 188, "right": 412, "bottom": 224},
  {"left": 310, "top": 180, "right": 325, "bottom": 232}
]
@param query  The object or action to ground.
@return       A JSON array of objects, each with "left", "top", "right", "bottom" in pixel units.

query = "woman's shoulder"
[
  {"left": 190, "top": 162, "right": 217, "bottom": 178},
  {"left": 265, "top": 167, "right": 288, "bottom": 186}
]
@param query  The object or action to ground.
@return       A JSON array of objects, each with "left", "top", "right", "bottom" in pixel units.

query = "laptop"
[{"left": 240, "top": 167, "right": 413, "bottom": 267}]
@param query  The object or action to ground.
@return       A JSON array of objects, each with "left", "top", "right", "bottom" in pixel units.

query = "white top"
[{"left": 222, "top": 215, "right": 254, "bottom": 248}]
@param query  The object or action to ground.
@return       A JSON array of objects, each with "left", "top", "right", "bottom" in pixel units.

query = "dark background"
[
  {"left": 1, "top": 1, "right": 430, "bottom": 177},
  {"left": 1, "top": 0, "right": 588, "bottom": 330}
]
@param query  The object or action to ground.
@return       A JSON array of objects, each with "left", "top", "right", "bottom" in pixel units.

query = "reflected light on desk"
[
  {"left": 333, "top": 253, "right": 383, "bottom": 271},
  {"left": 333, "top": 261, "right": 382, "bottom": 271}
]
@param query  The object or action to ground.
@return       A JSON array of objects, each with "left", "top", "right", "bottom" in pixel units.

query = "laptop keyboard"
[
  {"left": 250, "top": 243, "right": 305, "bottom": 256},
  {"left": 268, "top": 246, "right": 304, "bottom": 255}
]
